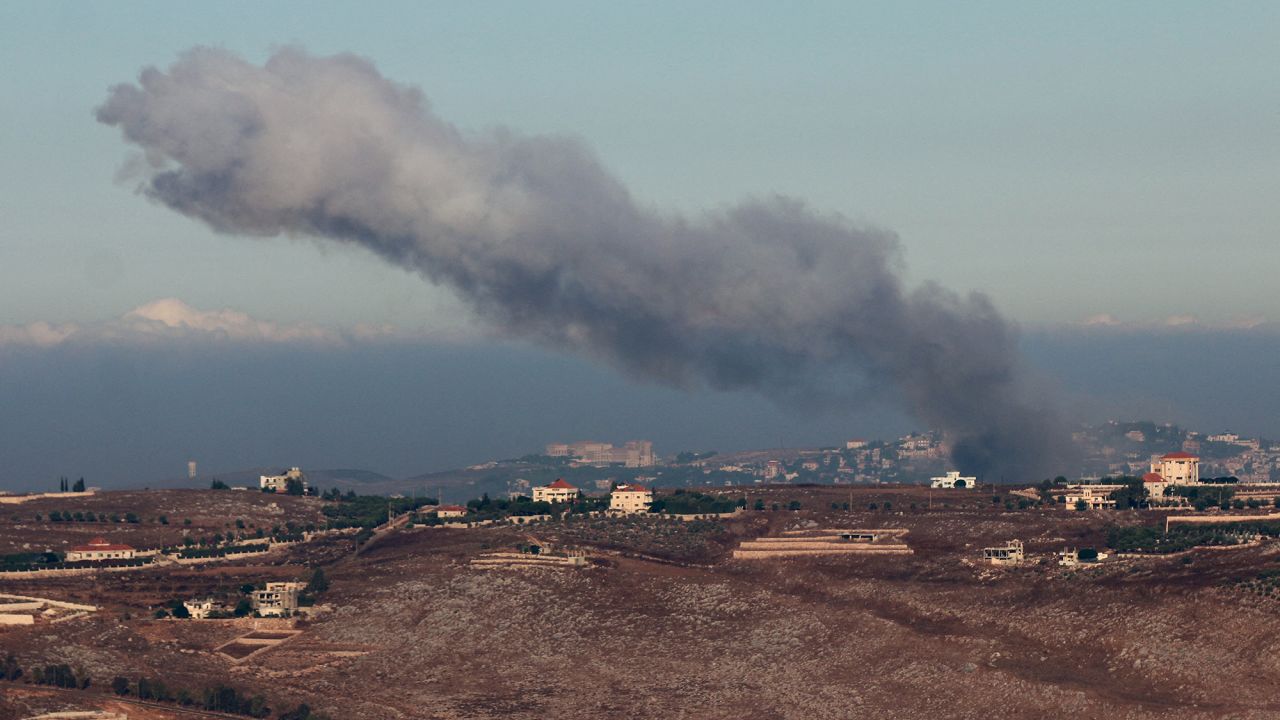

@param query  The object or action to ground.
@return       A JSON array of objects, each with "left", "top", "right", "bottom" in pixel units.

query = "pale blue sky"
[{"left": 1, "top": 1, "right": 1277, "bottom": 329}]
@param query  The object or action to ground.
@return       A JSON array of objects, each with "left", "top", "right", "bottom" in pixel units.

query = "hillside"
[{"left": 5, "top": 487, "right": 1280, "bottom": 718}]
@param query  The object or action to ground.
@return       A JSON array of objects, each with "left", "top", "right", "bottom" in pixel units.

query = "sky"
[{"left": 0, "top": 2, "right": 1277, "bottom": 488}]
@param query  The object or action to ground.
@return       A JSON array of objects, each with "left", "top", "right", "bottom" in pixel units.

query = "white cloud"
[{"left": 0, "top": 299, "right": 414, "bottom": 348}]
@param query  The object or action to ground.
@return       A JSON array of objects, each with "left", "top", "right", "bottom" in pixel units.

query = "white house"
[
  {"left": 533, "top": 478, "right": 580, "bottom": 504},
  {"left": 1063, "top": 484, "right": 1124, "bottom": 510},
  {"left": 433, "top": 505, "right": 468, "bottom": 518},
  {"left": 609, "top": 484, "right": 653, "bottom": 514},
  {"left": 66, "top": 537, "right": 136, "bottom": 562},
  {"left": 931, "top": 471, "right": 976, "bottom": 489},
  {"left": 260, "top": 467, "right": 307, "bottom": 494},
  {"left": 183, "top": 598, "right": 218, "bottom": 619}
]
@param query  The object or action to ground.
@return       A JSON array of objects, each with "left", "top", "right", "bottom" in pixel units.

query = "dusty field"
[
  {"left": 0, "top": 490, "right": 326, "bottom": 555},
  {"left": 4, "top": 486, "right": 1280, "bottom": 719}
]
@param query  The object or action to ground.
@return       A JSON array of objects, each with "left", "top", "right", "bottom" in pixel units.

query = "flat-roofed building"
[
  {"left": 609, "top": 484, "right": 653, "bottom": 514},
  {"left": 253, "top": 582, "right": 306, "bottom": 617},
  {"left": 931, "top": 471, "right": 976, "bottom": 489}
]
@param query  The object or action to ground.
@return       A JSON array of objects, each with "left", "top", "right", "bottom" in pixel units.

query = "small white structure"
[
  {"left": 609, "top": 484, "right": 653, "bottom": 514},
  {"left": 433, "top": 505, "right": 468, "bottom": 518},
  {"left": 532, "top": 478, "right": 580, "bottom": 504},
  {"left": 183, "top": 598, "right": 218, "bottom": 619},
  {"left": 260, "top": 467, "right": 307, "bottom": 494},
  {"left": 252, "top": 581, "right": 306, "bottom": 617},
  {"left": 1057, "top": 548, "right": 1079, "bottom": 566},
  {"left": 982, "top": 540, "right": 1024, "bottom": 565},
  {"left": 931, "top": 471, "right": 976, "bottom": 489},
  {"left": 65, "top": 537, "right": 136, "bottom": 562}
]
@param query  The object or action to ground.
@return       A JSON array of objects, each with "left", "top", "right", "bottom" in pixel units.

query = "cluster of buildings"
[
  {"left": 530, "top": 478, "right": 655, "bottom": 514},
  {"left": 545, "top": 440, "right": 656, "bottom": 468},
  {"left": 1078, "top": 423, "right": 1280, "bottom": 484},
  {"left": 182, "top": 581, "right": 307, "bottom": 619}
]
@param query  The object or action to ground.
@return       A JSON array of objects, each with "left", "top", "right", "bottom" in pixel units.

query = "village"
[{"left": 8, "top": 437, "right": 1280, "bottom": 719}]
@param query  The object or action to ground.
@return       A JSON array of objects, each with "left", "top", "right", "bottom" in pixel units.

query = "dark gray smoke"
[{"left": 97, "top": 47, "right": 1069, "bottom": 480}]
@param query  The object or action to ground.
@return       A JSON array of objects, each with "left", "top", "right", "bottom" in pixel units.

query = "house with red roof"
[
  {"left": 433, "top": 504, "right": 468, "bottom": 518},
  {"left": 66, "top": 537, "right": 136, "bottom": 562},
  {"left": 1151, "top": 452, "right": 1199, "bottom": 486},
  {"left": 609, "top": 484, "right": 653, "bottom": 514},
  {"left": 1142, "top": 472, "right": 1169, "bottom": 499},
  {"left": 533, "top": 478, "right": 580, "bottom": 504}
]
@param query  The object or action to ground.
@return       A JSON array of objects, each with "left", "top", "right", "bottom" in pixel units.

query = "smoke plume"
[{"left": 97, "top": 47, "right": 1069, "bottom": 480}]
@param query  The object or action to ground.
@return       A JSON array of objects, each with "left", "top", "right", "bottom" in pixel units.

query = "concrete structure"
[
  {"left": 260, "top": 467, "right": 307, "bottom": 493},
  {"left": 762, "top": 460, "right": 783, "bottom": 481},
  {"left": 1143, "top": 472, "right": 1169, "bottom": 499},
  {"left": 609, "top": 484, "right": 653, "bottom": 514},
  {"left": 845, "top": 439, "right": 868, "bottom": 450},
  {"left": 65, "top": 537, "right": 136, "bottom": 562},
  {"left": 433, "top": 505, "right": 468, "bottom": 518},
  {"left": 252, "top": 581, "right": 306, "bottom": 617},
  {"left": 183, "top": 598, "right": 218, "bottom": 619},
  {"left": 733, "top": 529, "right": 912, "bottom": 559},
  {"left": 1064, "top": 484, "right": 1124, "bottom": 510},
  {"left": 983, "top": 540, "right": 1024, "bottom": 565},
  {"left": 533, "top": 478, "right": 580, "bottom": 504},
  {"left": 545, "top": 440, "right": 655, "bottom": 467},
  {"left": 931, "top": 471, "right": 976, "bottom": 489},
  {"left": 1151, "top": 452, "right": 1199, "bottom": 486}
]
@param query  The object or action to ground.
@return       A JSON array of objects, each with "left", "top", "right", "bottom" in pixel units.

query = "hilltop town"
[{"left": 6, "top": 423, "right": 1280, "bottom": 719}]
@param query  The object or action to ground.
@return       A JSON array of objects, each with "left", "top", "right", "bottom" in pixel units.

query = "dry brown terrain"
[
  {"left": 5, "top": 486, "right": 1280, "bottom": 719},
  {"left": 0, "top": 490, "right": 326, "bottom": 555}
]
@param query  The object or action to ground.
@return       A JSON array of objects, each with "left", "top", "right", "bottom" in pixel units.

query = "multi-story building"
[
  {"left": 533, "top": 478, "right": 580, "bottom": 504},
  {"left": 544, "top": 441, "right": 655, "bottom": 467},
  {"left": 1151, "top": 452, "right": 1199, "bottom": 485},
  {"left": 609, "top": 484, "right": 653, "bottom": 514},
  {"left": 1063, "top": 484, "right": 1124, "bottom": 510},
  {"left": 253, "top": 582, "right": 306, "bottom": 617},
  {"left": 260, "top": 467, "right": 307, "bottom": 494}
]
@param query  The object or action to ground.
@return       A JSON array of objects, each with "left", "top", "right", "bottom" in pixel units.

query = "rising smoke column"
[{"left": 97, "top": 47, "right": 1069, "bottom": 480}]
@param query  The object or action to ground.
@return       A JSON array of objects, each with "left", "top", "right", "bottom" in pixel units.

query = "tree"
[
  {"left": 112, "top": 676, "right": 130, "bottom": 695},
  {"left": 753, "top": 499, "right": 765, "bottom": 511},
  {"left": 210, "top": 479, "right": 229, "bottom": 490},
  {"left": 1074, "top": 499, "right": 1088, "bottom": 512},
  {"left": 2, "top": 653, "right": 21, "bottom": 682},
  {"left": 954, "top": 479, "right": 967, "bottom": 489},
  {"left": 788, "top": 500, "right": 801, "bottom": 511},
  {"left": 306, "top": 567, "right": 330, "bottom": 594},
  {"left": 72, "top": 477, "right": 85, "bottom": 492},
  {"left": 285, "top": 477, "right": 305, "bottom": 496}
]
